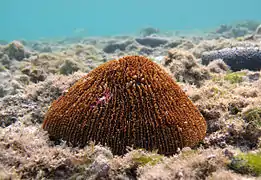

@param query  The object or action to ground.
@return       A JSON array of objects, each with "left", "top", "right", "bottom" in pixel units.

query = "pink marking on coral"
[{"left": 90, "top": 88, "right": 112, "bottom": 109}]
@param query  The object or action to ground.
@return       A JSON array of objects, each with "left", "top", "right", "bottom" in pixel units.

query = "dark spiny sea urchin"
[{"left": 43, "top": 55, "right": 206, "bottom": 155}]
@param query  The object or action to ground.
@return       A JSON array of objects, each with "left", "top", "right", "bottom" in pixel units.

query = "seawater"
[{"left": 1, "top": 0, "right": 261, "bottom": 41}]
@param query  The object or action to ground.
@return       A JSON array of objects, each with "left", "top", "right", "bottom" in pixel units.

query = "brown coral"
[{"left": 43, "top": 55, "right": 206, "bottom": 155}]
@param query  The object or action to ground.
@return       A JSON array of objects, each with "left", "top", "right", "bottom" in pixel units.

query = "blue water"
[{"left": 1, "top": 0, "right": 261, "bottom": 41}]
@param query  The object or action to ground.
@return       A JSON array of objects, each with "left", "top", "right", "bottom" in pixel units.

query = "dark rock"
[
  {"left": 139, "top": 47, "right": 153, "bottom": 55},
  {"left": 200, "top": 109, "right": 222, "bottom": 133},
  {"left": 0, "top": 115, "right": 18, "bottom": 127},
  {"left": 103, "top": 40, "right": 132, "bottom": 53},
  {"left": 135, "top": 37, "right": 168, "bottom": 48},
  {"left": 202, "top": 47, "right": 261, "bottom": 71},
  {"left": 247, "top": 72, "right": 260, "bottom": 82},
  {"left": 216, "top": 24, "right": 232, "bottom": 34},
  {"left": 21, "top": 67, "right": 47, "bottom": 83},
  {"left": 164, "top": 40, "right": 184, "bottom": 48}
]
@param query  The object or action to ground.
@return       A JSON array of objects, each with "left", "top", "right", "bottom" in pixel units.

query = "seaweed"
[
  {"left": 229, "top": 151, "right": 261, "bottom": 176},
  {"left": 224, "top": 72, "right": 246, "bottom": 84}
]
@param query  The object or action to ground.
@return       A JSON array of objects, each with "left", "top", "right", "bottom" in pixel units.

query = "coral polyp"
[{"left": 43, "top": 55, "right": 206, "bottom": 155}]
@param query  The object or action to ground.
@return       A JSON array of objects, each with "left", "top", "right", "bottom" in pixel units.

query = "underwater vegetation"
[
  {"left": 43, "top": 55, "right": 207, "bottom": 156},
  {"left": 224, "top": 71, "right": 247, "bottom": 84},
  {"left": 229, "top": 151, "right": 261, "bottom": 176}
]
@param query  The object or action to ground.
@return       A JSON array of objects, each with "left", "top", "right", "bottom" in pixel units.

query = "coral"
[
  {"left": 201, "top": 47, "right": 261, "bottom": 71},
  {"left": 43, "top": 55, "right": 207, "bottom": 156},
  {"left": 162, "top": 48, "right": 210, "bottom": 87},
  {"left": 229, "top": 151, "right": 261, "bottom": 176}
]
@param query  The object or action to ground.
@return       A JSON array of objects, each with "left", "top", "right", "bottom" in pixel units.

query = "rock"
[
  {"left": 3, "top": 41, "right": 30, "bottom": 61},
  {"left": 164, "top": 40, "right": 184, "bottom": 48},
  {"left": 103, "top": 40, "right": 132, "bottom": 53},
  {"left": 21, "top": 67, "right": 47, "bottom": 83},
  {"left": 59, "top": 59, "right": 81, "bottom": 75},
  {"left": 231, "top": 27, "right": 249, "bottom": 37},
  {"left": 0, "top": 53, "right": 11, "bottom": 68},
  {"left": 0, "top": 84, "right": 7, "bottom": 97},
  {"left": 139, "top": 47, "right": 153, "bottom": 55},
  {"left": 32, "top": 42, "right": 52, "bottom": 52},
  {"left": 200, "top": 109, "right": 223, "bottom": 133},
  {"left": 247, "top": 72, "right": 260, "bottom": 82},
  {"left": 162, "top": 48, "right": 210, "bottom": 87},
  {"left": 202, "top": 47, "right": 261, "bottom": 71},
  {"left": 125, "top": 44, "right": 139, "bottom": 51},
  {"left": 0, "top": 116, "right": 18, "bottom": 127},
  {"left": 139, "top": 27, "right": 159, "bottom": 37},
  {"left": 206, "top": 59, "right": 230, "bottom": 73},
  {"left": 29, "top": 69, "right": 47, "bottom": 83},
  {"left": 135, "top": 37, "right": 168, "bottom": 48},
  {"left": 216, "top": 24, "right": 232, "bottom": 34},
  {"left": 0, "top": 71, "right": 23, "bottom": 97}
]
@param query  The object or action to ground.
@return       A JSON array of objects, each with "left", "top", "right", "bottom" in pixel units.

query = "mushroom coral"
[{"left": 43, "top": 55, "right": 206, "bottom": 155}]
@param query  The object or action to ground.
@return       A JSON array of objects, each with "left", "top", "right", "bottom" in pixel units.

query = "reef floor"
[{"left": 1, "top": 24, "right": 261, "bottom": 179}]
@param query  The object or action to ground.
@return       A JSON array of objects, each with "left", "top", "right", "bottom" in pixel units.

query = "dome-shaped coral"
[{"left": 43, "top": 55, "right": 206, "bottom": 155}]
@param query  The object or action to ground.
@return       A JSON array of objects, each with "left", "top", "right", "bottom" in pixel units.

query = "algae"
[
  {"left": 224, "top": 72, "right": 247, "bottom": 84},
  {"left": 229, "top": 151, "right": 261, "bottom": 176}
]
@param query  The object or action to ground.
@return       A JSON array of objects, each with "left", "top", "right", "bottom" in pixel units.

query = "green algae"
[
  {"left": 132, "top": 152, "right": 163, "bottom": 166},
  {"left": 243, "top": 108, "right": 261, "bottom": 127},
  {"left": 229, "top": 151, "right": 261, "bottom": 176},
  {"left": 224, "top": 72, "right": 247, "bottom": 84}
]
